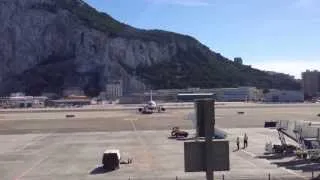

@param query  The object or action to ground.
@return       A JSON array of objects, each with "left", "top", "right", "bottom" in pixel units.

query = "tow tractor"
[{"left": 170, "top": 127, "right": 189, "bottom": 138}]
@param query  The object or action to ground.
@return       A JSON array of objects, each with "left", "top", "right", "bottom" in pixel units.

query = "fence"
[{"left": 124, "top": 171, "right": 320, "bottom": 180}]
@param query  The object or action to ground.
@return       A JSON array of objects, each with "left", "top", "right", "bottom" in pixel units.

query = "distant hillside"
[
  {"left": 135, "top": 51, "right": 301, "bottom": 90},
  {"left": 0, "top": 0, "right": 300, "bottom": 96}
]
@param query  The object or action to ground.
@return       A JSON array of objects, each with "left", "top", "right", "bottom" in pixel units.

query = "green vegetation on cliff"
[
  {"left": 33, "top": 0, "right": 192, "bottom": 43},
  {"left": 58, "top": 0, "right": 301, "bottom": 91},
  {"left": 135, "top": 47, "right": 300, "bottom": 90},
  {"left": 56, "top": 0, "right": 124, "bottom": 34}
]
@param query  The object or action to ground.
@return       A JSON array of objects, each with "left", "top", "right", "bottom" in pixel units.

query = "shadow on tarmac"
[
  {"left": 256, "top": 153, "right": 296, "bottom": 160},
  {"left": 256, "top": 152, "right": 320, "bottom": 172},
  {"left": 272, "top": 159, "right": 320, "bottom": 172},
  {"left": 90, "top": 165, "right": 116, "bottom": 175}
]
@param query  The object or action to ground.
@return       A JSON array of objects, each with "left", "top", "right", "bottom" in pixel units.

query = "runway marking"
[
  {"left": 13, "top": 132, "right": 55, "bottom": 180},
  {"left": 15, "top": 133, "right": 53, "bottom": 152},
  {"left": 14, "top": 155, "right": 50, "bottom": 180},
  {"left": 279, "top": 168, "right": 308, "bottom": 180},
  {"left": 129, "top": 119, "right": 138, "bottom": 132},
  {"left": 129, "top": 119, "right": 155, "bottom": 169},
  {"left": 242, "top": 149, "right": 256, "bottom": 158},
  {"left": 124, "top": 118, "right": 138, "bottom": 121},
  {"left": 14, "top": 132, "right": 73, "bottom": 180},
  {"left": 236, "top": 150, "right": 259, "bottom": 168}
]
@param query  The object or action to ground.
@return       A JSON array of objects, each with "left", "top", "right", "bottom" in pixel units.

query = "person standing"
[
  {"left": 244, "top": 133, "right": 248, "bottom": 148},
  {"left": 236, "top": 136, "right": 240, "bottom": 150}
]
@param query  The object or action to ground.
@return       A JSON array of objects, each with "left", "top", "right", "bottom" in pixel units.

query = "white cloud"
[
  {"left": 251, "top": 59, "right": 320, "bottom": 79},
  {"left": 145, "top": 0, "right": 210, "bottom": 7}
]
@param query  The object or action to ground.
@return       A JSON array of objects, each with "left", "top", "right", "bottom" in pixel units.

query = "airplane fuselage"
[{"left": 138, "top": 91, "right": 166, "bottom": 113}]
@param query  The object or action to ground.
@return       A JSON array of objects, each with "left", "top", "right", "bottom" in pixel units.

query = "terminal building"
[
  {"left": 47, "top": 98, "right": 91, "bottom": 107},
  {"left": 0, "top": 93, "right": 48, "bottom": 108},
  {"left": 215, "top": 87, "right": 262, "bottom": 102},
  {"left": 46, "top": 95, "right": 91, "bottom": 107},
  {"left": 263, "top": 89, "right": 304, "bottom": 102},
  {"left": 118, "top": 86, "right": 303, "bottom": 104},
  {"left": 177, "top": 93, "right": 215, "bottom": 102},
  {"left": 119, "top": 87, "right": 262, "bottom": 103}
]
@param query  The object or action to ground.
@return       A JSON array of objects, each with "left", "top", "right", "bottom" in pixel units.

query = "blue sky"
[{"left": 83, "top": 0, "right": 320, "bottom": 79}]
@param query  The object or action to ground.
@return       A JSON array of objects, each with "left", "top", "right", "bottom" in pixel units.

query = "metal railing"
[{"left": 125, "top": 171, "right": 320, "bottom": 180}]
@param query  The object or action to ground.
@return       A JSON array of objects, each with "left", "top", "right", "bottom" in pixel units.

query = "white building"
[
  {"left": 263, "top": 89, "right": 304, "bottom": 102},
  {"left": 106, "top": 80, "right": 123, "bottom": 99},
  {"left": 10, "top": 92, "right": 25, "bottom": 97},
  {"left": 8, "top": 95, "right": 48, "bottom": 108},
  {"left": 216, "top": 87, "right": 262, "bottom": 102}
]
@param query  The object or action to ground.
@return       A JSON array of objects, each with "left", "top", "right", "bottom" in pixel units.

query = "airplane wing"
[{"left": 185, "top": 111, "right": 227, "bottom": 139}]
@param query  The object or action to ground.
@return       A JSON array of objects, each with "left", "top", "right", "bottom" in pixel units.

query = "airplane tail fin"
[{"left": 150, "top": 90, "right": 153, "bottom": 101}]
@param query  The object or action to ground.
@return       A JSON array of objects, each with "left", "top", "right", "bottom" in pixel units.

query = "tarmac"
[{"left": 0, "top": 103, "right": 320, "bottom": 180}]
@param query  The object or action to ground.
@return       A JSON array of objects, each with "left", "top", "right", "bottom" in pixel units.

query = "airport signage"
[{"left": 184, "top": 140, "right": 230, "bottom": 172}]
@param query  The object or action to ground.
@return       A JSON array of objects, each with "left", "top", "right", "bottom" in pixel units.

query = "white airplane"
[
  {"left": 138, "top": 90, "right": 166, "bottom": 114},
  {"left": 185, "top": 111, "right": 227, "bottom": 139}
]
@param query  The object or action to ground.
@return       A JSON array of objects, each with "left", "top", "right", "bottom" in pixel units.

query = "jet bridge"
[
  {"left": 277, "top": 120, "right": 320, "bottom": 142},
  {"left": 276, "top": 120, "right": 320, "bottom": 160}
]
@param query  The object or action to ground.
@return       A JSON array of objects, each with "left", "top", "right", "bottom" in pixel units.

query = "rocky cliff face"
[
  {"left": 0, "top": 0, "right": 197, "bottom": 95},
  {"left": 0, "top": 0, "right": 300, "bottom": 96}
]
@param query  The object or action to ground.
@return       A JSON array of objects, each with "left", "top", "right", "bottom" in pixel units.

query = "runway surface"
[
  {"left": 0, "top": 103, "right": 320, "bottom": 180},
  {"left": 1, "top": 103, "right": 320, "bottom": 134}
]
